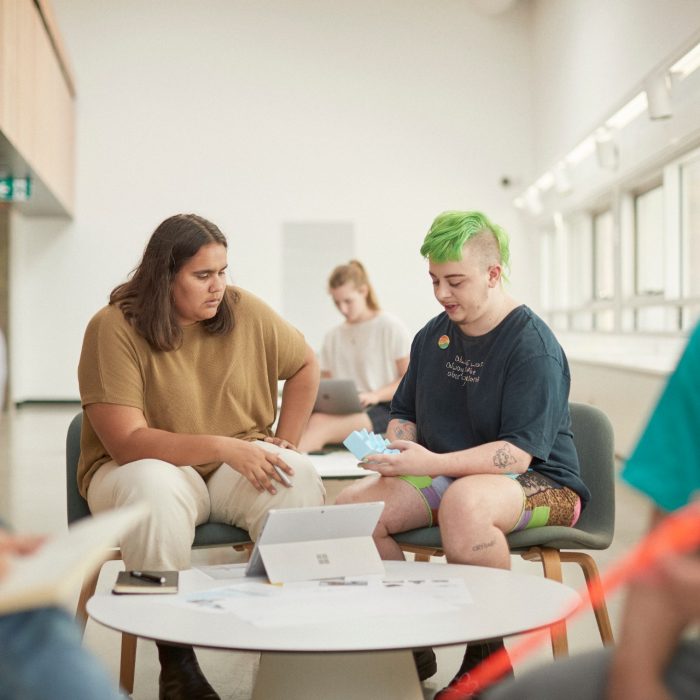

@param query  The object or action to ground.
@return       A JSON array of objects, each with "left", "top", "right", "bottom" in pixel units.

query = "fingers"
[
  {"left": 231, "top": 440, "right": 296, "bottom": 492},
  {"left": 245, "top": 454, "right": 293, "bottom": 493},
  {"left": 359, "top": 454, "right": 396, "bottom": 475},
  {"left": 263, "top": 436, "right": 299, "bottom": 452},
  {"left": 265, "top": 453, "right": 294, "bottom": 487},
  {"left": 387, "top": 439, "right": 411, "bottom": 450},
  {"left": 363, "top": 451, "right": 397, "bottom": 466}
]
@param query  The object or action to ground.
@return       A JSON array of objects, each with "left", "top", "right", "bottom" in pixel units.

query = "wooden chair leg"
[
  {"left": 76, "top": 550, "right": 122, "bottom": 636},
  {"left": 397, "top": 545, "right": 443, "bottom": 562},
  {"left": 234, "top": 542, "right": 255, "bottom": 560},
  {"left": 119, "top": 633, "right": 138, "bottom": 695},
  {"left": 521, "top": 547, "right": 569, "bottom": 658},
  {"left": 561, "top": 552, "right": 614, "bottom": 646}
]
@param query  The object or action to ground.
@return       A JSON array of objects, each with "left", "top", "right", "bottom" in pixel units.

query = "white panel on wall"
[{"left": 282, "top": 222, "right": 354, "bottom": 353}]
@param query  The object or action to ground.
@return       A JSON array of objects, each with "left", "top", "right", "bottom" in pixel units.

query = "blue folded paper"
[{"left": 343, "top": 429, "right": 400, "bottom": 460}]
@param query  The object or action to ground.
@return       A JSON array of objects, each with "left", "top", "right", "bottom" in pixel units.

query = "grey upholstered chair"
[
  {"left": 394, "top": 402, "right": 616, "bottom": 657},
  {"left": 66, "top": 412, "right": 252, "bottom": 693}
]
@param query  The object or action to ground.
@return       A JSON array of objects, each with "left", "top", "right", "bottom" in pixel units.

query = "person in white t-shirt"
[{"left": 298, "top": 260, "right": 410, "bottom": 453}]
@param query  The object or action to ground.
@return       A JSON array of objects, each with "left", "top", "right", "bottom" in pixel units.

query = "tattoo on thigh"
[
  {"left": 393, "top": 420, "right": 417, "bottom": 441},
  {"left": 493, "top": 442, "right": 517, "bottom": 469},
  {"left": 472, "top": 539, "right": 496, "bottom": 552}
]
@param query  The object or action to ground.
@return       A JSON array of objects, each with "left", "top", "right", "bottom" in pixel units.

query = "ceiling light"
[
  {"left": 605, "top": 92, "right": 648, "bottom": 130},
  {"left": 553, "top": 162, "right": 572, "bottom": 194},
  {"left": 644, "top": 72, "right": 673, "bottom": 119},
  {"left": 670, "top": 41, "right": 700, "bottom": 80},
  {"left": 525, "top": 187, "right": 543, "bottom": 216},
  {"left": 565, "top": 136, "right": 596, "bottom": 166},
  {"left": 595, "top": 128, "right": 619, "bottom": 170},
  {"left": 534, "top": 171, "right": 554, "bottom": 192}
]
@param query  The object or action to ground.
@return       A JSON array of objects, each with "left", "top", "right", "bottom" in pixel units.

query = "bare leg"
[
  {"left": 439, "top": 474, "right": 523, "bottom": 570},
  {"left": 335, "top": 475, "right": 429, "bottom": 560},
  {"left": 298, "top": 411, "right": 372, "bottom": 452}
]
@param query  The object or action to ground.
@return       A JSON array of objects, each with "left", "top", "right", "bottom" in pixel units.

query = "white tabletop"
[{"left": 87, "top": 560, "right": 579, "bottom": 653}]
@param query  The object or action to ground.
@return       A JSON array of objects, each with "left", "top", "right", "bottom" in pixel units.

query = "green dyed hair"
[{"left": 420, "top": 210, "right": 510, "bottom": 281}]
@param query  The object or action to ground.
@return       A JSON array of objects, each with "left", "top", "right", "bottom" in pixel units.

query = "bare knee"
[{"left": 334, "top": 478, "right": 376, "bottom": 506}]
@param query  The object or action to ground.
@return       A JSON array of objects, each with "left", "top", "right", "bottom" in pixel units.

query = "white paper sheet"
[
  {"left": 308, "top": 450, "right": 373, "bottom": 478},
  {"left": 178, "top": 576, "right": 472, "bottom": 627}
]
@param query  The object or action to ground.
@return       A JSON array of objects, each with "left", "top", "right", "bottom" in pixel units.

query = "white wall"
[
  {"left": 531, "top": 0, "right": 700, "bottom": 172},
  {"left": 9, "top": 0, "right": 534, "bottom": 402}
]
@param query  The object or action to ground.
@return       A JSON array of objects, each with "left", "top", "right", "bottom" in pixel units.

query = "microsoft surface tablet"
[{"left": 245, "top": 502, "right": 384, "bottom": 580}]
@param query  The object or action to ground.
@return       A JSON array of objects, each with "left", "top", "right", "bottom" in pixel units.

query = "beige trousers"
[{"left": 87, "top": 440, "right": 326, "bottom": 570}]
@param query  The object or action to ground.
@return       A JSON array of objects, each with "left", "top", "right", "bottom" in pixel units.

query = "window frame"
[{"left": 540, "top": 143, "right": 700, "bottom": 336}]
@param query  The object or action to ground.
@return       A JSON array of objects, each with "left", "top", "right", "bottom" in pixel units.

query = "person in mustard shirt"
[{"left": 78, "top": 213, "right": 325, "bottom": 700}]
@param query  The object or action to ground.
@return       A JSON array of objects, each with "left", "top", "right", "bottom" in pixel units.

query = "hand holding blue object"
[{"left": 343, "top": 429, "right": 400, "bottom": 460}]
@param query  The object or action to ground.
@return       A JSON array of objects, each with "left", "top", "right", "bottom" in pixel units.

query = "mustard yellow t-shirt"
[{"left": 77, "top": 286, "right": 306, "bottom": 498}]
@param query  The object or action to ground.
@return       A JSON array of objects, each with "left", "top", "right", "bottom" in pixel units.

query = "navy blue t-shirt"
[{"left": 391, "top": 305, "right": 590, "bottom": 506}]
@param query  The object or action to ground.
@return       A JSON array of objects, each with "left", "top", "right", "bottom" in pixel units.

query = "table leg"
[{"left": 252, "top": 648, "right": 423, "bottom": 700}]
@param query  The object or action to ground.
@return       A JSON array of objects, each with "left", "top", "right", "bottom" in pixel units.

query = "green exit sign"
[{"left": 0, "top": 176, "right": 32, "bottom": 202}]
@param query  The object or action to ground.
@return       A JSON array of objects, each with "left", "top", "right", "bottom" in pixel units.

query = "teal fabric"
[{"left": 622, "top": 324, "right": 700, "bottom": 512}]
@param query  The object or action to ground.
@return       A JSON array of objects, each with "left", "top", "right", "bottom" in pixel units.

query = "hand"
[
  {"left": 645, "top": 554, "right": 700, "bottom": 620},
  {"left": 360, "top": 440, "right": 441, "bottom": 477},
  {"left": 223, "top": 439, "right": 294, "bottom": 494},
  {"left": 358, "top": 391, "right": 379, "bottom": 408},
  {"left": 0, "top": 530, "right": 46, "bottom": 581},
  {"left": 264, "top": 436, "right": 298, "bottom": 451}
]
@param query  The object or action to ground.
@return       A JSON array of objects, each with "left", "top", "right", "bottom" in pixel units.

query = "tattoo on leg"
[
  {"left": 493, "top": 442, "right": 517, "bottom": 469},
  {"left": 393, "top": 420, "right": 417, "bottom": 441},
  {"left": 472, "top": 539, "right": 496, "bottom": 552}
]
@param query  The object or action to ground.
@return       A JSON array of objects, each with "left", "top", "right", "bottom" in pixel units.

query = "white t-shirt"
[{"left": 319, "top": 312, "right": 411, "bottom": 394}]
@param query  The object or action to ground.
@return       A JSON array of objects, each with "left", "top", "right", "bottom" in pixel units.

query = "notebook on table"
[
  {"left": 245, "top": 502, "right": 385, "bottom": 584},
  {"left": 112, "top": 570, "right": 179, "bottom": 594},
  {"left": 313, "top": 379, "right": 364, "bottom": 415}
]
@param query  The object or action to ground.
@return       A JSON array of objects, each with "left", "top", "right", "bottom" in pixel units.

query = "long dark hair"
[{"left": 110, "top": 214, "right": 237, "bottom": 350}]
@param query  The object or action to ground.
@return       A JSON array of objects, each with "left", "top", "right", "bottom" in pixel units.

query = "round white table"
[{"left": 88, "top": 560, "right": 579, "bottom": 700}]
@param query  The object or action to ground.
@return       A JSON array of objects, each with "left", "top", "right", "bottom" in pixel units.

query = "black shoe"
[
  {"left": 413, "top": 646, "right": 438, "bottom": 681},
  {"left": 434, "top": 640, "right": 513, "bottom": 699},
  {"left": 157, "top": 642, "right": 220, "bottom": 700}
]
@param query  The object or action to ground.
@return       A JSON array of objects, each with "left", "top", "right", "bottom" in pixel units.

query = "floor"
[{"left": 0, "top": 404, "right": 650, "bottom": 699}]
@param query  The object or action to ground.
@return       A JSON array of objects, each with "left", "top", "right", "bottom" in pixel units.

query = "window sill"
[{"left": 557, "top": 331, "right": 687, "bottom": 376}]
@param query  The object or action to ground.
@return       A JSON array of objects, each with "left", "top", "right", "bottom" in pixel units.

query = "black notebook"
[{"left": 112, "top": 570, "right": 179, "bottom": 595}]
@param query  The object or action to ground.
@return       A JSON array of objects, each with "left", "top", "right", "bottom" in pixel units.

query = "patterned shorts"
[{"left": 399, "top": 470, "right": 581, "bottom": 531}]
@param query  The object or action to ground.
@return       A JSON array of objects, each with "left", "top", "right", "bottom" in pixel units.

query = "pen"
[
  {"left": 131, "top": 570, "right": 166, "bottom": 584},
  {"left": 273, "top": 464, "right": 293, "bottom": 487}
]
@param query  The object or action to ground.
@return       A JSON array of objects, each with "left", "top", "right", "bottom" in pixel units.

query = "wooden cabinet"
[{"left": 0, "top": 0, "right": 75, "bottom": 216}]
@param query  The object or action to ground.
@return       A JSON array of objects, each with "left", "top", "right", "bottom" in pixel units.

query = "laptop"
[
  {"left": 245, "top": 502, "right": 385, "bottom": 583},
  {"left": 313, "top": 378, "right": 364, "bottom": 415}
]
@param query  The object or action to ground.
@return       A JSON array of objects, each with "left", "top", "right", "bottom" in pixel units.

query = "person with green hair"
[{"left": 336, "top": 210, "right": 589, "bottom": 697}]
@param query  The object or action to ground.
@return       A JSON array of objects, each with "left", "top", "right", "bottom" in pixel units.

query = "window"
[
  {"left": 593, "top": 210, "right": 615, "bottom": 301},
  {"left": 569, "top": 215, "right": 593, "bottom": 330},
  {"left": 634, "top": 186, "right": 664, "bottom": 297},
  {"left": 539, "top": 144, "right": 700, "bottom": 337},
  {"left": 681, "top": 154, "right": 700, "bottom": 329}
]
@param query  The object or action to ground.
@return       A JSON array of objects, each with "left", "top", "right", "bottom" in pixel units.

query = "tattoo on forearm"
[
  {"left": 493, "top": 442, "right": 517, "bottom": 470},
  {"left": 472, "top": 539, "right": 496, "bottom": 552},
  {"left": 393, "top": 420, "right": 417, "bottom": 441}
]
